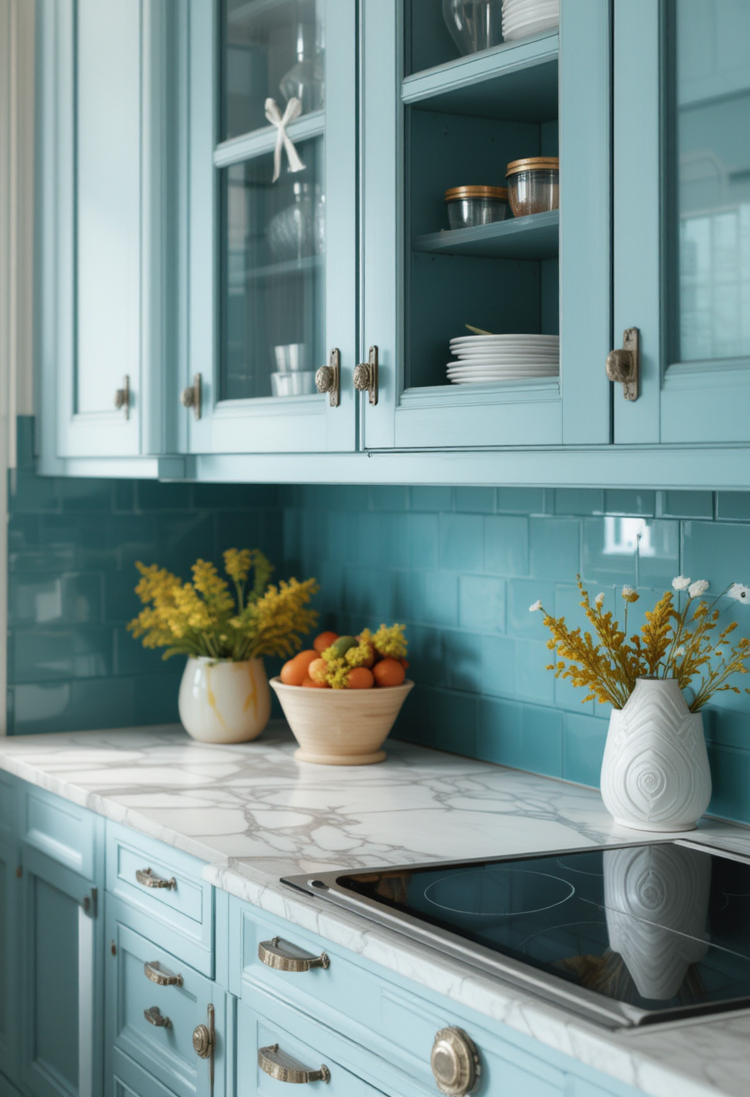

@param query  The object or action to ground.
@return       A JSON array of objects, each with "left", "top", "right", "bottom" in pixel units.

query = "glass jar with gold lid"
[
  {"left": 444, "top": 185, "right": 509, "bottom": 230},
  {"left": 505, "top": 157, "right": 559, "bottom": 217}
]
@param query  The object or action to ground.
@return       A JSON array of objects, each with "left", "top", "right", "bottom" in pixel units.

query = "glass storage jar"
[
  {"left": 444, "top": 185, "right": 509, "bottom": 229},
  {"left": 505, "top": 157, "right": 559, "bottom": 217}
]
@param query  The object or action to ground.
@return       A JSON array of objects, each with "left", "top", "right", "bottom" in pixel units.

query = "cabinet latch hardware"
[
  {"left": 144, "top": 1006, "right": 171, "bottom": 1029},
  {"left": 145, "top": 960, "right": 183, "bottom": 987},
  {"left": 606, "top": 328, "right": 640, "bottom": 401},
  {"left": 315, "top": 348, "right": 341, "bottom": 407},
  {"left": 114, "top": 376, "right": 130, "bottom": 419},
  {"left": 258, "top": 936, "right": 330, "bottom": 972},
  {"left": 81, "top": 887, "right": 97, "bottom": 918},
  {"left": 15, "top": 865, "right": 22, "bottom": 878},
  {"left": 354, "top": 345, "right": 379, "bottom": 405},
  {"left": 111, "top": 941, "right": 117, "bottom": 957},
  {"left": 258, "top": 1044, "right": 331, "bottom": 1085},
  {"left": 180, "top": 373, "right": 202, "bottom": 419},
  {"left": 193, "top": 1004, "right": 216, "bottom": 1092},
  {"left": 136, "top": 867, "right": 177, "bottom": 890}
]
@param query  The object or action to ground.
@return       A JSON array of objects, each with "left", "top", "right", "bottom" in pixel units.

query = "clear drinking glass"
[{"left": 442, "top": 0, "right": 504, "bottom": 56}]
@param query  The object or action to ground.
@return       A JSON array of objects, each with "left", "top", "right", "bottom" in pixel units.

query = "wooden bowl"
[{"left": 270, "top": 677, "right": 414, "bottom": 765}]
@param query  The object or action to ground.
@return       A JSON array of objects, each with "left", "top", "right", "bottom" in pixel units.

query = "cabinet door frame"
[
  {"left": 359, "top": 0, "right": 613, "bottom": 453},
  {"left": 0, "top": 834, "right": 20, "bottom": 1091},
  {"left": 180, "top": 0, "right": 358, "bottom": 456},
  {"left": 19, "top": 843, "right": 103, "bottom": 1097},
  {"left": 612, "top": 0, "right": 750, "bottom": 447}
]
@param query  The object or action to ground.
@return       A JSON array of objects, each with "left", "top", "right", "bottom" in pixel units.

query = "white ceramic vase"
[
  {"left": 600, "top": 677, "right": 711, "bottom": 832},
  {"left": 178, "top": 657, "right": 271, "bottom": 744},
  {"left": 603, "top": 844, "right": 711, "bottom": 1000}
]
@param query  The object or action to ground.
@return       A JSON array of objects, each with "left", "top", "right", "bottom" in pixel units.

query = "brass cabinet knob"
[
  {"left": 144, "top": 960, "right": 183, "bottom": 987},
  {"left": 144, "top": 1006, "right": 170, "bottom": 1029},
  {"left": 258, "top": 936, "right": 330, "bottom": 973},
  {"left": 315, "top": 348, "right": 340, "bottom": 407},
  {"left": 606, "top": 327, "right": 640, "bottom": 401},
  {"left": 135, "top": 867, "right": 176, "bottom": 890},
  {"left": 192, "top": 1023, "right": 213, "bottom": 1059},
  {"left": 114, "top": 375, "right": 130, "bottom": 419},
  {"left": 431, "top": 1027, "right": 481, "bottom": 1096},
  {"left": 353, "top": 345, "right": 378, "bottom": 404},
  {"left": 180, "top": 372, "right": 202, "bottom": 419},
  {"left": 258, "top": 1044, "right": 331, "bottom": 1085}
]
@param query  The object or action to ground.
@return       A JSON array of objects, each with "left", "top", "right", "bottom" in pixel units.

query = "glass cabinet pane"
[
  {"left": 222, "top": 0, "right": 325, "bottom": 140},
  {"left": 670, "top": 0, "right": 750, "bottom": 363},
  {"left": 221, "top": 137, "right": 324, "bottom": 400}
]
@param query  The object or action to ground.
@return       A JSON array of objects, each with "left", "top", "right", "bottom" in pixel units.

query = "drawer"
[
  {"left": 231, "top": 902, "right": 565, "bottom": 1097},
  {"left": 106, "top": 822, "right": 213, "bottom": 974},
  {"left": 20, "top": 784, "right": 100, "bottom": 880},
  {"left": 237, "top": 996, "right": 388, "bottom": 1097},
  {"left": 105, "top": 903, "right": 226, "bottom": 1097}
]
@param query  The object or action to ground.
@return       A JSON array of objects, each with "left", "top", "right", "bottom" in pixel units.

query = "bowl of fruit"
[{"left": 271, "top": 625, "right": 413, "bottom": 765}]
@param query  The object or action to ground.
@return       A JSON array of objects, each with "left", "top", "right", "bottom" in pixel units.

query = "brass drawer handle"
[
  {"left": 144, "top": 961, "right": 183, "bottom": 987},
  {"left": 144, "top": 1006, "right": 171, "bottom": 1029},
  {"left": 136, "top": 867, "right": 177, "bottom": 890},
  {"left": 258, "top": 936, "right": 330, "bottom": 973},
  {"left": 258, "top": 1044, "right": 330, "bottom": 1084}
]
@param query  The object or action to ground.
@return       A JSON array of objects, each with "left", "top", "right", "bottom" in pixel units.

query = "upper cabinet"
[
  {"left": 35, "top": 0, "right": 750, "bottom": 484},
  {"left": 612, "top": 0, "right": 750, "bottom": 447},
  {"left": 181, "top": 0, "right": 358, "bottom": 455}
]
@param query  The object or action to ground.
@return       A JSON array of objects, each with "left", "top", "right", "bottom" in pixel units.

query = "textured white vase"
[
  {"left": 178, "top": 657, "right": 271, "bottom": 744},
  {"left": 600, "top": 677, "right": 711, "bottom": 832},
  {"left": 603, "top": 844, "right": 711, "bottom": 999}
]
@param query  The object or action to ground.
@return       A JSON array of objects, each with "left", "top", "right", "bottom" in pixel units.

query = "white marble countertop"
[{"left": 0, "top": 722, "right": 748, "bottom": 1097}]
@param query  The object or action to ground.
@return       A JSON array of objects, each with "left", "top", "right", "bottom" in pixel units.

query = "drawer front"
[
  {"left": 233, "top": 903, "right": 565, "bottom": 1096},
  {"left": 106, "top": 905, "right": 226, "bottom": 1097},
  {"left": 106, "top": 822, "right": 213, "bottom": 974},
  {"left": 237, "top": 997, "right": 387, "bottom": 1097},
  {"left": 21, "top": 785, "right": 100, "bottom": 880},
  {"left": 112, "top": 1045, "right": 188, "bottom": 1097}
]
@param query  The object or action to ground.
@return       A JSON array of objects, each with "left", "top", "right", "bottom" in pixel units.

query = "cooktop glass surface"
[{"left": 291, "top": 842, "right": 750, "bottom": 1024}]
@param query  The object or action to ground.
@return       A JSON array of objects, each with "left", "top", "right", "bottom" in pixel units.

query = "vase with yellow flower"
[
  {"left": 128, "top": 549, "right": 318, "bottom": 744},
  {"left": 532, "top": 576, "right": 750, "bottom": 831}
]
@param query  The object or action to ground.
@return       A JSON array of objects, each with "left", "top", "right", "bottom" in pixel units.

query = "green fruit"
[{"left": 330, "top": 635, "right": 357, "bottom": 658}]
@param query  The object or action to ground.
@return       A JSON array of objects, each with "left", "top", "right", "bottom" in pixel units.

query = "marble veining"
[{"left": 1, "top": 723, "right": 749, "bottom": 1097}]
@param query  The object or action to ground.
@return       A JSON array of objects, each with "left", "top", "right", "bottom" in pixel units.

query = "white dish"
[
  {"left": 449, "top": 373, "right": 558, "bottom": 384},
  {"left": 503, "top": 2, "right": 558, "bottom": 20},
  {"left": 503, "top": 15, "right": 559, "bottom": 39},
  {"left": 453, "top": 350, "right": 559, "bottom": 361},
  {"left": 450, "top": 334, "right": 559, "bottom": 345},
  {"left": 446, "top": 365, "right": 559, "bottom": 377}
]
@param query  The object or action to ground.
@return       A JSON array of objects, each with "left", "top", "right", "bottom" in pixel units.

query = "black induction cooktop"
[{"left": 283, "top": 840, "right": 750, "bottom": 1028}]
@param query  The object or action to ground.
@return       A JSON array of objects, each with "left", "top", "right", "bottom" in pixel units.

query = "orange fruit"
[
  {"left": 280, "top": 650, "right": 317, "bottom": 686},
  {"left": 302, "top": 677, "right": 329, "bottom": 688},
  {"left": 347, "top": 667, "right": 374, "bottom": 689},
  {"left": 313, "top": 631, "right": 339, "bottom": 653},
  {"left": 295, "top": 650, "right": 318, "bottom": 673},
  {"left": 308, "top": 658, "right": 328, "bottom": 684},
  {"left": 372, "top": 658, "right": 406, "bottom": 688}
]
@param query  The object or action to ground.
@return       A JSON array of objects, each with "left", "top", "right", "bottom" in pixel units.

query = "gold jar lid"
[
  {"left": 444, "top": 185, "right": 508, "bottom": 202},
  {"left": 505, "top": 157, "right": 559, "bottom": 177}
]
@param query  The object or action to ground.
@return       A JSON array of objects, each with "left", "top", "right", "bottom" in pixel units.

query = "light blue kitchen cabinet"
[
  {"left": 0, "top": 775, "right": 20, "bottom": 1096},
  {"left": 17, "top": 786, "right": 105, "bottom": 1097},
  {"left": 179, "top": 0, "right": 358, "bottom": 456},
  {"left": 612, "top": 0, "right": 750, "bottom": 446},
  {"left": 360, "top": 0, "right": 611, "bottom": 452},
  {"left": 35, "top": 0, "right": 175, "bottom": 476}
]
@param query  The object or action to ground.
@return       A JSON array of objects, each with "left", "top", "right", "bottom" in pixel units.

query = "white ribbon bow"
[{"left": 265, "top": 97, "right": 306, "bottom": 182}]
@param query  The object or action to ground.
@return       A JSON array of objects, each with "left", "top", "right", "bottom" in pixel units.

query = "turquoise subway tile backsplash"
[
  {"left": 8, "top": 418, "right": 750, "bottom": 825},
  {"left": 282, "top": 482, "right": 750, "bottom": 824},
  {"left": 7, "top": 418, "right": 283, "bottom": 735}
]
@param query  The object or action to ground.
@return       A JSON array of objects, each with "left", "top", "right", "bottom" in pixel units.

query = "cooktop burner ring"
[{"left": 423, "top": 867, "right": 576, "bottom": 917}]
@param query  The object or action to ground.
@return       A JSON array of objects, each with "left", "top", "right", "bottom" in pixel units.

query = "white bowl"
[{"left": 271, "top": 677, "right": 414, "bottom": 765}]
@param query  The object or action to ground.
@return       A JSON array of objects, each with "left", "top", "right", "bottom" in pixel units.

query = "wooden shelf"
[
  {"left": 412, "top": 209, "right": 558, "bottom": 260},
  {"left": 402, "top": 31, "right": 558, "bottom": 122}
]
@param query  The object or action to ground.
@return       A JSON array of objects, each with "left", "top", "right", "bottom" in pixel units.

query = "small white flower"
[
  {"left": 595, "top": 592, "right": 605, "bottom": 607},
  {"left": 727, "top": 582, "right": 750, "bottom": 604},
  {"left": 675, "top": 646, "right": 685, "bottom": 657},
  {"left": 672, "top": 576, "right": 691, "bottom": 591},
  {"left": 622, "top": 585, "right": 635, "bottom": 597},
  {"left": 529, "top": 600, "right": 542, "bottom": 613},
  {"left": 688, "top": 579, "right": 709, "bottom": 598}
]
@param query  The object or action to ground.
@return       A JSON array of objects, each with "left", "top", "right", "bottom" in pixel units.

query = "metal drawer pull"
[
  {"left": 144, "top": 961, "right": 183, "bottom": 987},
  {"left": 136, "top": 867, "right": 177, "bottom": 890},
  {"left": 431, "top": 1027, "right": 480, "bottom": 1096},
  {"left": 258, "top": 936, "right": 330, "bottom": 973},
  {"left": 258, "top": 1044, "right": 330, "bottom": 1084},
  {"left": 144, "top": 1006, "right": 171, "bottom": 1029}
]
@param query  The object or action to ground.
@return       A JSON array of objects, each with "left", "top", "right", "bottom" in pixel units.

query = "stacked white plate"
[
  {"left": 502, "top": 0, "right": 559, "bottom": 41},
  {"left": 447, "top": 334, "right": 559, "bottom": 384}
]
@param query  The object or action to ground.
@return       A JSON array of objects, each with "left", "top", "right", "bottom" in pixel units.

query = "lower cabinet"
[{"left": 0, "top": 774, "right": 20, "bottom": 1095}]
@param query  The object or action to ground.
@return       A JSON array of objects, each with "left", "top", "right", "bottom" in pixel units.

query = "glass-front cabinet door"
[
  {"left": 360, "top": 0, "right": 613, "bottom": 452},
  {"left": 183, "top": 0, "right": 356, "bottom": 454},
  {"left": 613, "top": 0, "right": 750, "bottom": 445}
]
